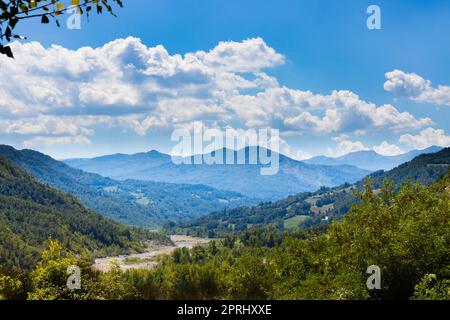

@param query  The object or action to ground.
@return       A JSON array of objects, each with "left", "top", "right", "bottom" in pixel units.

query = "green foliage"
[
  {"left": 93, "top": 263, "right": 138, "bottom": 300},
  {"left": 412, "top": 274, "right": 450, "bottom": 300},
  {"left": 138, "top": 170, "right": 450, "bottom": 300},
  {"left": 0, "top": 239, "right": 137, "bottom": 300},
  {"left": 28, "top": 239, "right": 89, "bottom": 300},
  {"left": 368, "top": 148, "right": 450, "bottom": 189},
  {"left": 225, "top": 251, "right": 274, "bottom": 300},
  {"left": 273, "top": 173, "right": 449, "bottom": 299},
  {"left": 174, "top": 193, "right": 313, "bottom": 237},
  {"left": 0, "top": 274, "right": 23, "bottom": 300},
  {"left": 23, "top": 239, "right": 136, "bottom": 300},
  {"left": 0, "top": 0, "right": 123, "bottom": 58}
]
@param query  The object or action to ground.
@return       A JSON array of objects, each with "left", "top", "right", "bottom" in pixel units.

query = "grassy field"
[{"left": 284, "top": 215, "right": 310, "bottom": 229}]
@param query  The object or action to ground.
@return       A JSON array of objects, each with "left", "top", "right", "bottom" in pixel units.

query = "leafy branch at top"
[{"left": 0, "top": 0, "right": 123, "bottom": 58}]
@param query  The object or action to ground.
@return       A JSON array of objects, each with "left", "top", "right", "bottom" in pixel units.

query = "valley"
[
  {"left": 93, "top": 235, "right": 211, "bottom": 272},
  {"left": 0, "top": 1, "right": 448, "bottom": 303},
  {"left": 0, "top": 145, "right": 448, "bottom": 301},
  {"left": 0, "top": 145, "right": 252, "bottom": 228},
  {"left": 174, "top": 148, "right": 450, "bottom": 237}
]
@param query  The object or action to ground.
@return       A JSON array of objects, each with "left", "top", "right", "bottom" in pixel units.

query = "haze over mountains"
[
  {"left": 304, "top": 146, "right": 442, "bottom": 171},
  {"left": 0, "top": 145, "right": 251, "bottom": 228},
  {"left": 64, "top": 147, "right": 371, "bottom": 200},
  {"left": 2, "top": 142, "right": 444, "bottom": 234}
]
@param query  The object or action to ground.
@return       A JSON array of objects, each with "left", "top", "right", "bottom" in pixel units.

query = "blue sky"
[{"left": 1, "top": 0, "right": 449, "bottom": 159}]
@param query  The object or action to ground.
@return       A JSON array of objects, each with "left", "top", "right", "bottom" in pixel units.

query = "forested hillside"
[
  {"left": 0, "top": 157, "right": 168, "bottom": 270},
  {"left": 148, "top": 170, "right": 449, "bottom": 300},
  {"left": 176, "top": 148, "right": 450, "bottom": 237},
  {"left": 365, "top": 148, "right": 450, "bottom": 188},
  {"left": 0, "top": 145, "right": 251, "bottom": 228}
]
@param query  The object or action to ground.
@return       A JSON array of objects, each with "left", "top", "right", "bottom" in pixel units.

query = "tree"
[
  {"left": 0, "top": 0, "right": 123, "bottom": 58},
  {"left": 0, "top": 274, "right": 23, "bottom": 300},
  {"left": 225, "top": 251, "right": 274, "bottom": 300},
  {"left": 412, "top": 274, "right": 450, "bottom": 300},
  {"left": 27, "top": 239, "right": 93, "bottom": 300}
]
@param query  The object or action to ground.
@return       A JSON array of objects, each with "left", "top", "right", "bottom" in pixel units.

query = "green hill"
[
  {"left": 365, "top": 148, "right": 450, "bottom": 188},
  {"left": 177, "top": 148, "right": 450, "bottom": 237},
  {"left": 0, "top": 157, "right": 168, "bottom": 270}
]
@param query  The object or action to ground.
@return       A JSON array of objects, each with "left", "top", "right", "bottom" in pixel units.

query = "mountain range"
[
  {"left": 1, "top": 142, "right": 448, "bottom": 268},
  {"left": 175, "top": 148, "right": 450, "bottom": 237},
  {"left": 304, "top": 146, "right": 443, "bottom": 171},
  {"left": 0, "top": 145, "right": 251, "bottom": 228},
  {"left": 64, "top": 147, "right": 371, "bottom": 200}
]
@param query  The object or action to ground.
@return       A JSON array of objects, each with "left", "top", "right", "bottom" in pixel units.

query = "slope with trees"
[
  {"left": 0, "top": 157, "right": 169, "bottom": 271},
  {"left": 175, "top": 148, "right": 450, "bottom": 237}
]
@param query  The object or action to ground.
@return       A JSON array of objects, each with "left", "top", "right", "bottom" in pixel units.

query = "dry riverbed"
[{"left": 93, "top": 235, "right": 211, "bottom": 272}]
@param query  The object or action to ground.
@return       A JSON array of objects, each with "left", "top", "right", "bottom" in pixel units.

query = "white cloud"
[
  {"left": 373, "top": 141, "right": 404, "bottom": 156},
  {"left": 0, "top": 116, "right": 94, "bottom": 136},
  {"left": 199, "top": 37, "right": 285, "bottom": 73},
  {"left": 269, "top": 136, "right": 312, "bottom": 160},
  {"left": 79, "top": 82, "right": 140, "bottom": 106},
  {"left": 23, "top": 135, "right": 92, "bottom": 149},
  {"left": 224, "top": 88, "right": 431, "bottom": 134},
  {"left": 399, "top": 128, "right": 450, "bottom": 149},
  {"left": 292, "top": 150, "right": 312, "bottom": 161},
  {"left": 0, "top": 38, "right": 434, "bottom": 151},
  {"left": 384, "top": 70, "right": 450, "bottom": 106},
  {"left": 326, "top": 136, "right": 369, "bottom": 157}
]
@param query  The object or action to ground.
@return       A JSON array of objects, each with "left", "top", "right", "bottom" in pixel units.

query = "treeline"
[{"left": 2, "top": 170, "right": 449, "bottom": 300}]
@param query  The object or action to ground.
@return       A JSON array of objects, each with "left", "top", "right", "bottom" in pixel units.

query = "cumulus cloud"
[
  {"left": 269, "top": 136, "right": 312, "bottom": 160},
  {"left": 399, "top": 128, "right": 450, "bottom": 149},
  {"left": 384, "top": 70, "right": 450, "bottom": 106},
  {"left": 326, "top": 136, "right": 368, "bottom": 157},
  {"left": 373, "top": 141, "right": 404, "bottom": 156},
  {"left": 279, "top": 90, "right": 431, "bottom": 134},
  {"left": 199, "top": 37, "right": 285, "bottom": 72},
  {"left": 23, "top": 135, "right": 92, "bottom": 149},
  {"left": 0, "top": 116, "right": 94, "bottom": 136},
  {"left": 0, "top": 38, "right": 434, "bottom": 152}
]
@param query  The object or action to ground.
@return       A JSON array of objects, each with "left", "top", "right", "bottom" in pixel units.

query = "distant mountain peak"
[
  {"left": 63, "top": 145, "right": 370, "bottom": 200},
  {"left": 305, "top": 146, "right": 444, "bottom": 171},
  {"left": 146, "top": 149, "right": 168, "bottom": 157}
]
